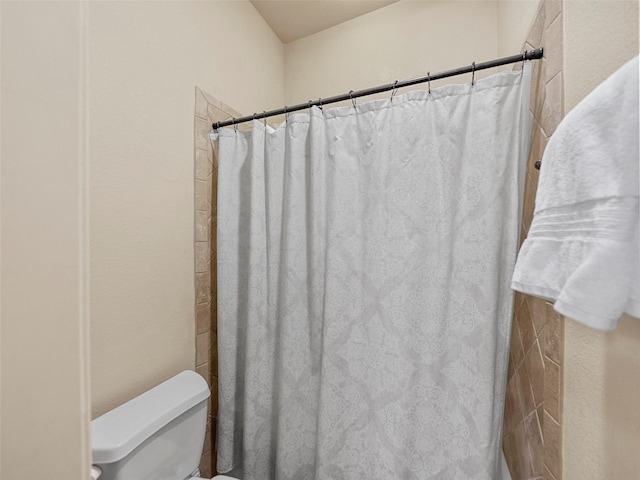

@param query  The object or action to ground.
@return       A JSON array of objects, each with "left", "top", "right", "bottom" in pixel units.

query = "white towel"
[{"left": 512, "top": 55, "right": 639, "bottom": 330}]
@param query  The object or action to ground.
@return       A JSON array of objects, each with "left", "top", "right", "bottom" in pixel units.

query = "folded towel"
[{"left": 512, "top": 55, "right": 639, "bottom": 330}]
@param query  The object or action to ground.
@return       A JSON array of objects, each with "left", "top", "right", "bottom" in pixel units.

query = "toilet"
[{"left": 91, "top": 370, "right": 238, "bottom": 480}]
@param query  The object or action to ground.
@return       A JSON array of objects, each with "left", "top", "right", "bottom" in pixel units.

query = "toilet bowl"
[{"left": 91, "top": 370, "right": 241, "bottom": 480}]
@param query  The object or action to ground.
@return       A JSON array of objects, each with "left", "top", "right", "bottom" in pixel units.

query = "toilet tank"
[{"left": 91, "top": 371, "right": 210, "bottom": 480}]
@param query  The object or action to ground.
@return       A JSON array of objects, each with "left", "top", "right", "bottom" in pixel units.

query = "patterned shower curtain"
[{"left": 212, "top": 66, "right": 532, "bottom": 480}]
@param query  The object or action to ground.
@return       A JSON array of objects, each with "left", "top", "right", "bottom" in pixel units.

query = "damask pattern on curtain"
[{"left": 213, "top": 66, "right": 532, "bottom": 480}]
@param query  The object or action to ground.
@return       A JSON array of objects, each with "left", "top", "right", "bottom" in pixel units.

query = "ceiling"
[{"left": 250, "top": 0, "right": 399, "bottom": 44}]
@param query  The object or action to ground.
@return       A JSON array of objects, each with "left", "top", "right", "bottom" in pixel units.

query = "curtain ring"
[
  {"left": 427, "top": 72, "right": 431, "bottom": 94},
  {"left": 349, "top": 90, "right": 357, "bottom": 108},
  {"left": 471, "top": 61, "right": 476, "bottom": 86},
  {"left": 308, "top": 100, "right": 312, "bottom": 110},
  {"left": 263, "top": 111, "right": 267, "bottom": 128},
  {"left": 284, "top": 106, "right": 288, "bottom": 122},
  {"left": 215, "top": 121, "right": 220, "bottom": 130},
  {"left": 252, "top": 113, "right": 256, "bottom": 121},
  {"left": 391, "top": 80, "right": 398, "bottom": 100},
  {"left": 233, "top": 118, "right": 237, "bottom": 132}
]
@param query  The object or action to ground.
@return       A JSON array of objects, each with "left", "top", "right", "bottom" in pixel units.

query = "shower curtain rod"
[{"left": 213, "top": 48, "right": 543, "bottom": 130}]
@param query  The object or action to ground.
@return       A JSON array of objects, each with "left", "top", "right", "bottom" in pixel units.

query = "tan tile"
[
  {"left": 507, "top": 356, "right": 516, "bottom": 382},
  {"left": 544, "top": 357, "right": 562, "bottom": 422},
  {"left": 530, "top": 58, "right": 547, "bottom": 121},
  {"left": 210, "top": 212, "right": 217, "bottom": 239},
  {"left": 527, "top": 122, "right": 546, "bottom": 179},
  {"left": 527, "top": 165, "right": 540, "bottom": 214},
  {"left": 503, "top": 432, "right": 523, "bottom": 480},
  {"left": 199, "top": 451, "right": 212, "bottom": 478},
  {"left": 504, "top": 375, "right": 523, "bottom": 435},
  {"left": 526, "top": 340, "right": 545, "bottom": 407},
  {"left": 195, "top": 117, "right": 212, "bottom": 150},
  {"left": 196, "top": 332, "right": 210, "bottom": 366},
  {"left": 537, "top": 403, "right": 545, "bottom": 430},
  {"left": 525, "top": 409, "right": 544, "bottom": 477},
  {"left": 196, "top": 361, "right": 210, "bottom": 387},
  {"left": 545, "top": 0, "right": 562, "bottom": 28},
  {"left": 203, "top": 417, "right": 212, "bottom": 454},
  {"left": 526, "top": 3, "right": 546, "bottom": 48},
  {"left": 528, "top": 296, "right": 547, "bottom": 336},
  {"left": 520, "top": 222, "right": 529, "bottom": 248},
  {"left": 544, "top": 13, "right": 563, "bottom": 82},
  {"left": 219, "top": 99, "right": 242, "bottom": 119},
  {"left": 544, "top": 303, "right": 563, "bottom": 364},
  {"left": 195, "top": 87, "right": 209, "bottom": 120},
  {"left": 195, "top": 179, "right": 210, "bottom": 213},
  {"left": 208, "top": 104, "right": 231, "bottom": 125},
  {"left": 212, "top": 436, "right": 218, "bottom": 474},
  {"left": 510, "top": 314, "right": 525, "bottom": 369},
  {"left": 544, "top": 464, "right": 558, "bottom": 480},
  {"left": 200, "top": 89, "right": 220, "bottom": 109},
  {"left": 516, "top": 363, "right": 536, "bottom": 416},
  {"left": 196, "top": 272, "right": 211, "bottom": 304},
  {"left": 195, "top": 147, "right": 212, "bottom": 181},
  {"left": 515, "top": 420, "right": 535, "bottom": 479},
  {"left": 195, "top": 210, "right": 209, "bottom": 242},
  {"left": 514, "top": 288, "right": 528, "bottom": 318},
  {"left": 210, "top": 376, "right": 219, "bottom": 422},
  {"left": 543, "top": 411, "right": 562, "bottom": 479},
  {"left": 518, "top": 298, "right": 536, "bottom": 354},
  {"left": 196, "top": 241, "right": 211, "bottom": 274},
  {"left": 541, "top": 72, "right": 563, "bottom": 137},
  {"left": 196, "top": 302, "right": 210, "bottom": 335},
  {"left": 515, "top": 291, "right": 526, "bottom": 310},
  {"left": 522, "top": 172, "right": 535, "bottom": 231}
]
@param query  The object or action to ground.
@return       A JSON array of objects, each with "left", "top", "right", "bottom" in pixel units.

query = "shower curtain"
[{"left": 213, "top": 66, "right": 532, "bottom": 480}]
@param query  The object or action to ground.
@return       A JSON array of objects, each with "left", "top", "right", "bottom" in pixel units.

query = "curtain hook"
[
  {"left": 427, "top": 72, "right": 431, "bottom": 94},
  {"left": 391, "top": 80, "right": 398, "bottom": 100},
  {"left": 471, "top": 62, "right": 476, "bottom": 86},
  {"left": 349, "top": 90, "right": 357, "bottom": 109},
  {"left": 263, "top": 111, "right": 267, "bottom": 128},
  {"left": 308, "top": 100, "right": 312, "bottom": 110},
  {"left": 318, "top": 97, "right": 323, "bottom": 110},
  {"left": 215, "top": 121, "right": 220, "bottom": 130},
  {"left": 252, "top": 113, "right": 256, "bottom": 121},
  {"left": 284, "top": 106, "right": 288, "bottom": 122},
  {"left": 233, "top": 118, "right": 237, "bottom": 132}
]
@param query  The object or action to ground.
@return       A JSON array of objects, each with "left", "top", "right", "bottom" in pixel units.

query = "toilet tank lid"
[{"left": 91, "top": 370, "right": 210, "bottom": 464}]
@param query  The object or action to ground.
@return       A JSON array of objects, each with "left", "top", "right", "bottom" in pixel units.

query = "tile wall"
[
  {"left": 194, "top": 87, "right": 242, "bottom": 477},
  {"left": 502, "top": 1, "right": 565, "bottom": 479}
]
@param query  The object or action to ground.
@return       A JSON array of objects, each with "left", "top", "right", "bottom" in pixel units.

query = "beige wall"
[
  {"left": 497, "top": 0, "right": 543, "bottom": 58},
  {"left": 1, "top": 1, "right": 91, "bottom": 478},
  {"left": 284, "top": 0, "right": 499, "bottom": 107},
  {"left": 89, "top": 0, "right": 284, "bottom": 418},
  {"left": 561, "top": 2, "right": 640, "bottom": 478}
]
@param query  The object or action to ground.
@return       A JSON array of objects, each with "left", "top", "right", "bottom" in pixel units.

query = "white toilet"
[{"left": 91, "top": 370, "right": 237, "bottom": 480}]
